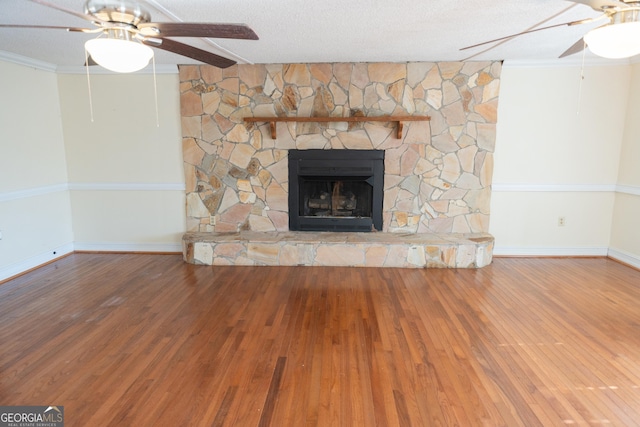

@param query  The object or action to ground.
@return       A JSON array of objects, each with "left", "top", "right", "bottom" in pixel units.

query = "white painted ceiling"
[{"left": 0, "top": 0, "right": 612, "bottom": 70}]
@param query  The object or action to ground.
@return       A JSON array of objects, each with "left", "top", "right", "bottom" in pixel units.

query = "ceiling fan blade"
[
  {"left": 0, "top": 24, "right": 94, "bottom": 33},
  {"left": 570, "top": 0, "right": 631, "bottom": 11},
  {"left": 141, "top": 37, "right": 236, "bottom": 68},
  {"left": 460, "top": 20, "right": 583, "bottom": 51},
  {"left": 27, "top": 0, "right": 100, "bottom": 23},
  {"left": 559, "top": 38, "right": 587, "bottom": 58},
  {"left": 139, "top": 22, "right": 258, "bottom": 40},
  {"left": 84, "top": 55, "right": 98, "bottom": 67}
]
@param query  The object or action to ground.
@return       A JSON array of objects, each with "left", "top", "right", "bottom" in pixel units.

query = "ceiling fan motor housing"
[{"left": 84, "top": 0, "right": 151, "bottom": 26}]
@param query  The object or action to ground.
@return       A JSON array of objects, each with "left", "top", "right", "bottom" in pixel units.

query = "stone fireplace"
[
  {"left": 288, "top": 149, "right": 384, "bottom": 232},
  {"left": 179, "top": 61, "right": 501, "bottom": 267}
]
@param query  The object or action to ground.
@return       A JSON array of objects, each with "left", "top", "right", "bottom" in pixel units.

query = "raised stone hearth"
[{"left": 183, "top": 231, "right": 493, "bottom": 268}]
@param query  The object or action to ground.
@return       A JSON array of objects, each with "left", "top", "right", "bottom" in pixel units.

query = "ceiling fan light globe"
[
  {"left": 84, "top": 38, "right": 153, "bottom": 73},
  {"left": 584, "top": 22, "right": 640, "bottom": 59}
]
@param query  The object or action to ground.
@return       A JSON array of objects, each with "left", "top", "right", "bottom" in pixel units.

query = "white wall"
[
  {"left": 491, "top": 62, "right": 630, "bottom": 256},
  {"left": 57, "top": 72, "right": 186, "bottom": 251},
  {"left": 609, "top": 63, "right": 640, "bottom": 267},
  {"left": 2, "top": 56, "right": 639, "bottom": 279},
  {"left": 0, "top": 60, "right": 74, "bottom": 280}
]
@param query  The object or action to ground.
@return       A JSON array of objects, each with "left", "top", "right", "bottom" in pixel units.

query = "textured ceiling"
[{"left": 0, "top": 0, "right": 612, "bottom": 70}]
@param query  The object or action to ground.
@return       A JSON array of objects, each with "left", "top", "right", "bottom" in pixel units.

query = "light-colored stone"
[
  {"left": 283, "top": 64, "right": 311, "bottom": 86},
  {"left": 267, "top": 210, "right": 289, "bottom": 231},
  {"left": 480, "top": 152, "right": 494, "bottom": 187},
  {"left": 442, "top": 101, "right": 466, "bottom": 126},
  {"left": 310, "top": 63, "right": 333, "bottom": 85},
  {"left": 179, "top": 65, "right": 200, "bottom": 81},
  {"left": 456, "top": 244, "right": 476, "bottom": 267},
  {"left": 458, "top": 145, "right": 478, "bottom": 173},
  {"left": 333, "top": 63, "right": 352, "bottom": 89},
  {"left": 202, "top": 91, "right": 221, "bottom": 115},
  {"left": 426, "top": 89, "right": 442, "bottom": 109},
  {"left": 200, "top": 66, "right": 222, "bottom": 84},
  {"left": 279, "top": 244, "right": 299, "bottom": 265},
  {"left": 239, "top": 65, "right": 267, "bottom": 89},
  {"left": 441, "top": 153, "right": 461, "bottom": 183},
  {"left": 181, "top": 116, "right": 201, "bottom": 139},
  {"left": 229, "top": 143, "right": 256, "bottom": 169},
  {"left": 181, "top": 62, "right": 500, "bottom": 239},
  {"left": 193, "top": 242, "right": 213, "bottom": 264},
  {"left": 365, "top": 245, "right": 389, "bottom": 266},
  {"left": 227, "top": 124, "right": 250, "bottom": 143},
  {"left": 186, "top": 193, "right": 210, "bottom": 217},
  {"left": 202, "top": 115, "right": 223, "bottom": 143},
  {"left": 219, "top": 203, "right": 251, "bottom": 226},
  {"left": 267, "top": 157, "right": 288, "bottom": 185},
  {"left": 266, "top": 183, "right": 288, "bottom": 211},
  {"left": 482, "top": 79, "right": 500, "bottom": 103},
  {"left": 218, "top": 187, "right": 240, "bottom": 213},
  {"left": 239, "top": 191, "right": 257, "bottom": 204},
  {"left": 477, "top": 123, "right": 497, "bottom": 152},
  {"left": 351, "top": 63, "right": 369, "bottom": 89},
  {"left": 442, "top": 81, "right": 460, "bottom": 106},
  {"left": 248, "top": 243, "right": 280, "bottom": 264},
  {"left": 368, "top": 63, "right": 406, "bottom": 84},
  {"left": 182, "top": 138, "right": 205, "bottom": 166},
  {"left": 337, "top": 130, "right": 373, "bottom": 149},
  {"left": 315, "top": 245, "right": 365, "bottom": 266},
  {"left": 249, "top": 214, "right": 275, "bottom": 231},
  {"left": 475, "top": 99, "right": 498, "bottom": 123},
  {"left": 407, "top": 245, "right": 426, "bottom": 266},
  {"left": 407, "top": 62, "right": 433, "bottom": 87},
  {"left": 214, "top": 243, "right": 244, "bottom": 258},
  {"left": 296, "top": 133, "right": 329, "bottom": 149}
]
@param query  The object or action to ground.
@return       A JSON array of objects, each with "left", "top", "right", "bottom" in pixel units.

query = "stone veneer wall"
[{"left": 179, "top": 62, "right": 501, "bottom": 234}]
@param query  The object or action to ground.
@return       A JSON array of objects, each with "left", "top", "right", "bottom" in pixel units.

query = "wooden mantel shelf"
[{"left": 244, "top": 115, "right": 431, "bottom": 139}]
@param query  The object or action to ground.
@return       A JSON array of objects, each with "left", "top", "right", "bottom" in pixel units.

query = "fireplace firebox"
[{"left": 288, "top": 150, "right": 384, "bottom": 232}]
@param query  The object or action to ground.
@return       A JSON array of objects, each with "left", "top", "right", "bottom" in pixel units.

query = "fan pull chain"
[
  {"left": 577, "top": 40, "right": 586, "bottom": 116},
  {"left": 84, "top": 48, "right": 95, "bottom": 122},
  {"left": 152, "top": 55, "right": 159, "bottom": 127}
]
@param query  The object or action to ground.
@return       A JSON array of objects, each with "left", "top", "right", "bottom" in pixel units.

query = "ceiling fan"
[
  {"left": 461, "top": 0, "right": 640, "bottom": 59},
  {"left": 0, "top": 0, "right": 259, "bottom": 72}
]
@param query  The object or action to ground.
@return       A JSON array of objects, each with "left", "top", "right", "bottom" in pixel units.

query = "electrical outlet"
[
  {"left": 0, "top": 229, "right": 3, "bottom": 240},
  {"left": 558, "top": 217, "right": 566, "bottom": 227}
]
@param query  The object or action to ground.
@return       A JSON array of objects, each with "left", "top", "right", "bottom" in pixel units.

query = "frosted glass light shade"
[
  {"left": 584, "top": 22, "right": 640, "bottom": 59},
  {"left": 85, "top": 38, "right": 154, "bottom": 73}
]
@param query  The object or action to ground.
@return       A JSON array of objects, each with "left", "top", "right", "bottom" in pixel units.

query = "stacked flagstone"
[
  {"left": 183, "top": 231, "right": 494, "bottom": 268},
  {"left": 179, "top": 61, "right": 501, "bottom": 267}
]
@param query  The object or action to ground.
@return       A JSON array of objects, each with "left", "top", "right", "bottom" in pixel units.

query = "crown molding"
[
  {"left": 0, "top": 50, "right": 178, "bottom": 74},
  {"left": 0, "top": 50, "right": 57, "bottom": 72},
  {"left": 503, "top": 57, "right": 632, "bottom": 69},
  {"left": 56, "top": 63, "right": 178, "bottom": 75}
]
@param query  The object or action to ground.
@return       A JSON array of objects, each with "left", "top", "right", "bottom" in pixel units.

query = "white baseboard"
[
  {"left": 73, "top": 242, "right": 182, "bottom": 253},
  {"left": 607, "top": 248, "right": 640, "bottom": 270},
  {"left": 1, "top": 242, "right": 182, "bottom": 282},
  {"left": 0, "top": 243, "right": 74, "bottom": 282},
  {"left": 493, "top": 246, "right": 609, "bottom": 257}
]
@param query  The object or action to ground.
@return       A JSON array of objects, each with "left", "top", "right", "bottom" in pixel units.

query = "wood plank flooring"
[{"left": 1, "top": 254, "right": 639, "bottom": 426}]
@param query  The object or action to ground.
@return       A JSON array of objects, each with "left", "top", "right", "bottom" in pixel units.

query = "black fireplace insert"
[{"left": 288, "top": 149, "right": 384, "bottom": 232}]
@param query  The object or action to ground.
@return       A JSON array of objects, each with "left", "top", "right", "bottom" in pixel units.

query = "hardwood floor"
[{"left": 1, "top": 254, "right": 639, "bottom": 426}]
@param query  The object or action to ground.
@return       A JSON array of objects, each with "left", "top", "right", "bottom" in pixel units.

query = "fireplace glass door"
[{"left": 289, "top": 150, "right": 384, "bottom": 232}]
